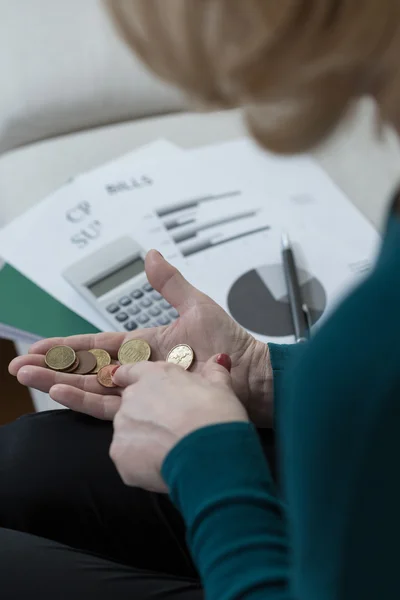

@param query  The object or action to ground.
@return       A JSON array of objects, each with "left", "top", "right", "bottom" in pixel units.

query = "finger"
[
  {"left": 9, "top": 354, "right": 45, "bottom": 376},
  {"left": 50, "top": 385, "right": 120, "bottom": 420},
  {"left": 202, "top": 354, "right": 233, "bottom": 387},
  {"left": 145, "top": 249, "right": 210, "bottom": 314},
  {"left": 17, "top": 365, "right": 120, "bottom": 396},
  {"left": 112, "top": 361, "right": 156, "bottom": 388},
  {"left": 29, "top": 332, "right": 126, "bottom": 356}
]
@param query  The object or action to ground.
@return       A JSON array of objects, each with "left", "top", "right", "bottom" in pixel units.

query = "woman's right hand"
[{"left": 9, "top": 250, "right": 273, "bottom": 425}]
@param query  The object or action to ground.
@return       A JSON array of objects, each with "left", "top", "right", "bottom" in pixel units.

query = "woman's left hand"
[{"left": 110, "top": 355, "right": 249, "bottom": 493}]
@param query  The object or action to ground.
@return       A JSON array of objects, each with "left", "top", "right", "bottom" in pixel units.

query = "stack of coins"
[
  {"left": 45, "top": 346, "right": 80, "bottom": 372},
  {"left": 45, "top": 345, "right": 113, "bottom": 381},
  {"left": 45, "top": 340, "right": 195, "bottom": 390}
]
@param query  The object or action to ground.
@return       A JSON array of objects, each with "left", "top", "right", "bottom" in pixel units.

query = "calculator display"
[{"left": 87, "top": 258, "right": 145, "bottom": 298}]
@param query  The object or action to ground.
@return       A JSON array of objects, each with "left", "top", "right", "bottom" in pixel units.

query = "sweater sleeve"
[
  {"left": 162, "top": 422, "right": 291, "bottom": 600},
  {"left": 268, "top": 343, "right": 305, "bottom": 423}
]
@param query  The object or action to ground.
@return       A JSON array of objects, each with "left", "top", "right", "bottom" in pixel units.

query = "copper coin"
[
  {"left": 73, "top": 350, "right": 97, "bottom": 375},
  {"left": 63, "top": 357, "right": 80, "bottom": 373},
  {"left": 97, "top": 365, "right": 118, "bottom": 388}
]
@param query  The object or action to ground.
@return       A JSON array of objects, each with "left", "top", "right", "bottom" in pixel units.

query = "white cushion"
[
  {"left": 0, "top": 110, "right": 246, "bottom": 225},
  {"left": 0, "top": 0, "right": 184, "bottom": 153},
  {"left": 1, "top": 102, "right": 399, "bottom": 230}
]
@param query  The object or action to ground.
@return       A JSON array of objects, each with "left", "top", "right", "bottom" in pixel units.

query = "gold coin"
[
  {"left": 45, "top": 345, "right": 76, "bottom": 371},
  {"left": 166, "top": 344, "right": 194, "bottom": 370},
  {"left": 118, "top": 339, "right": 151, "bottom": 365},
  {"left": 88, "top": 349, "right": 112, "bottom": 374}
]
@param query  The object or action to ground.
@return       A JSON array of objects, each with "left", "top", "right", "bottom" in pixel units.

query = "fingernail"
[
  {"left": 111, "top": 366, "right": 120, "bottom": 377},
  {"left": 156, "top": 250, "right": 164, "bottom": 258},
  {"left": 216, "top": 354, "right": 232, "bottom": 372}
]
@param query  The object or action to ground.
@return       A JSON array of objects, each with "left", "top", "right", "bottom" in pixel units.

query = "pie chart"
[{"left": 227, "top": 264, "right": 326, "bottom": 337}]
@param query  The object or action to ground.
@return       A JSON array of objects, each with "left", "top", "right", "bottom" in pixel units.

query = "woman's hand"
[
  {"left": 110, "top": 356, "right": 249, "bottom": 493},
  {"left": 9, "top": 250, "right": 272, "bottom": 425}
]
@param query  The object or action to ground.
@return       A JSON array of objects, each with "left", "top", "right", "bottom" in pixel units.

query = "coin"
[
  {"left": 166, "top": 344, "right": 194, "bottom": 370},
  {"left": 97, "top": 365, "right": 118, "bottom": 388},
  {"left": 118, "top": 339, "right": 151, "bottom": 365},
  {"left": 63, "top": 357, "right": 80, "bottom": 373},
  {"left": 45, "top": 345, "right": 76, "bottom": 371},
  {"left": 73, "top": 350, "right": 97, "bottom": 375},
  {"left": 88, "top": 349, "right": 112, "bottom": 374}
]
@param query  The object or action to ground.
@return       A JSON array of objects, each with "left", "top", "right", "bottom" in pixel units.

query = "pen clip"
[{"left": 302, "top": 303, "right": 313, "bottom": 338}]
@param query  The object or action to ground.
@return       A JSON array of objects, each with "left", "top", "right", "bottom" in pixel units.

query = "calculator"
[{"left": 63, "top": 236, "right": 179, "bottom": 332}]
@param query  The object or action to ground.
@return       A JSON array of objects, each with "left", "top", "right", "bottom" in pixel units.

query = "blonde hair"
[{"left": 106, "top": 0, "right": 400, "bottom": 153}]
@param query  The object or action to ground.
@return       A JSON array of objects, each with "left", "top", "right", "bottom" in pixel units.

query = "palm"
[
  {"left": 9, "top": 252, "right": 261, "bottom": 420},
  {"left": 157, "top": 302, "right": 256, "bottom": 400}
]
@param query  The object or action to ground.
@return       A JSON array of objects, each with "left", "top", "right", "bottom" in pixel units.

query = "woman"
[{"left": 3, "top": 1, "right": 400, "bottom": 598}]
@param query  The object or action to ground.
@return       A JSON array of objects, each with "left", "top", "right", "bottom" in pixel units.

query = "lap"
[
  {"left": 0, "top": 409, "right": 195, "bottom": 577},
  {"left": 0, "top": 408, "right": 275, "bottom": 579},
  {"left": 0, "top": 527, "right": 202, "bottom": 600}
]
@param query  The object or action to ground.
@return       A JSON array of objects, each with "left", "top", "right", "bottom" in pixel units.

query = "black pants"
[{"left": 0, "top": 409, "right": 275, "bottom": 599}]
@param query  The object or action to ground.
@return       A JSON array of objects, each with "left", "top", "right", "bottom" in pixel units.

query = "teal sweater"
[{"left": 162, "top": 212, "right": 400, "bottom": 599}]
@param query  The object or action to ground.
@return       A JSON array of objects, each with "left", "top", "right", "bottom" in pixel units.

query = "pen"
[{"left": 281, "top": 232, "right": 310, "bottom": 343}]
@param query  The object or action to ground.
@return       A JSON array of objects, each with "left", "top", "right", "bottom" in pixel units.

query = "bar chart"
[
  {"left": 156, "top": 190, "right": 242, "bottom": 218},
  {"left": 155, "top": 190, "right": 270, "bottom": 258}
]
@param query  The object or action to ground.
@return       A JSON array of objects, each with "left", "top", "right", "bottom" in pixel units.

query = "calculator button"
[
  {"left": 131, "top": 290, "right": 144, "bottom": 300},
  {"left": 149, "top": 306, "right": 162, "bottom": 317},
  {"left": 124, "top": 320, "right": 138, "bottom": 331},
  {"left": 137, "top": 313, "right": 150, "bottom": 325},
  {"left": 128, "top": 305, "right": 141, "bottom": 316},
  {"left": 157, "top": 315, "right": 171, "bottom": 326},
  {"left": 169, "top": 308, "right": 179, "bottom": 319},
  {"left": 142, "top": 283, "right": 153, "bottom": 292},
  {"left": 107, "top": 303, "right": 120, "bottom": 314},
  {"left": 151, "top": 291, "right": 163, "bottom": 302},
  {"left": 160, "top": 299, "right": 171, "bottom": 310},
  {"left": 119, "top": 296, "right": 132, "bottom": 306},
  {"left": 116, "top": 312, "right": 129, "bottom": 322},
  {"left": 140, "top": 298, "right": 152, "bottom": 309}
]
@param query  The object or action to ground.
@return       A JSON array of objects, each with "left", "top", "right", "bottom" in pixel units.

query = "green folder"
[{"left": 0, "top": 262, "right": 100, "bottom": 343}]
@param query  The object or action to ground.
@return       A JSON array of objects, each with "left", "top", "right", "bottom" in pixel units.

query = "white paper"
[
  {"left": 0, "top": 138, "right": 380, "bottom": 343},
  {"left": 0, "top": 139, "right": 184, "bottom": 331},
  {"left": 72, "top": 139, "right": 182, "bottom": 184}
]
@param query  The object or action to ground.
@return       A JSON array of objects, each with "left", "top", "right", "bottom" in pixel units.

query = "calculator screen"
[{"left": 87, "top": 258, "right": 145, "bottom": 298}]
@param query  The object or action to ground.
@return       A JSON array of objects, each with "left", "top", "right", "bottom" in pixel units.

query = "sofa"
[{"left": 1, "top": 0, "right": 400, "bottom": 411}]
